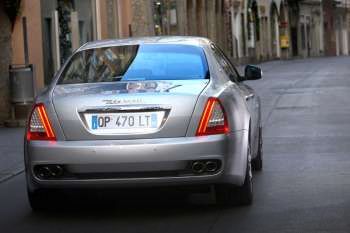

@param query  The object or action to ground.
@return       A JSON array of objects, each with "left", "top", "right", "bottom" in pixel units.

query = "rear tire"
[
  {"left": 252, "top": 127, "right": 263, "bottom": 171},
  {"left": 27, "top": 188, "right": 56, "bottom": 211},
  {"left": 216, "top": 159, "right": 253, "bottom": 206}
]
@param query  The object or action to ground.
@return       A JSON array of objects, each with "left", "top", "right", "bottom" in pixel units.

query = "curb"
[{"left": 0, "top": 167, "right": 25, "bottom": 184}]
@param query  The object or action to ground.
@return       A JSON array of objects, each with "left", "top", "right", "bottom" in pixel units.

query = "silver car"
[{"left": 25, "top": 36, "right": 263, "bottom": 210}]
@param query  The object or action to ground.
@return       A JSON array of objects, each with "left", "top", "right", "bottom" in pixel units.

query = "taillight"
[
  {"left": 26, "top": 103, "right": 56, "bottom": 141},
  {"left": 196, "top": 97, "right": 229, "bottom": 136}
]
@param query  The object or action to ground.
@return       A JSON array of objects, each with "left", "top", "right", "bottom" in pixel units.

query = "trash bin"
[{"left": 9, "top": 64, "right": 34, "bottom": 104}]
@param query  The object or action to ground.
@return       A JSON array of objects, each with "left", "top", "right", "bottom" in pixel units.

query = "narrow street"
[{"left": 1, "top": 56, "right": 350, "bottom": 233}]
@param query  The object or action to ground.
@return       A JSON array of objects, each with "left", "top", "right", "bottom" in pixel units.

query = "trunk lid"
[{"left": 52, "top": 80, "right": 208, "bottom": 140}]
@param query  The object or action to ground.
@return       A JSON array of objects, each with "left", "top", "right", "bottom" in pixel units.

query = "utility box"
[
  {"left": 5, "top": 17, "right": 35, "bottom": 127},
  {"left": 9, "top": 64, "right": 34, "bottom": 104}
]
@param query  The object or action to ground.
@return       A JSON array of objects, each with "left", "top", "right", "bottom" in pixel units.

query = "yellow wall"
[
  {"left": 98, "top": 0, "right": 132, "bottom": 39},
  {"left": 118, "top": 0, "right": 132, "bottom": 38},
  {"left": 11, "top": 0, "right": 44, "bottom": 91},
  {"left": 11, "top": 0, "right": 132, "bottom": 91},
  {"left": 99, "top": 0, "right": 109, "bottom": 39}
]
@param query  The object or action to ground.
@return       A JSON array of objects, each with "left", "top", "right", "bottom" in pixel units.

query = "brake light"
[
  {"left": 26, "top": 103, "right": 56, "bottom": 141},
  {"left": 196, "top": 97, "right": 229, "bottom": 136}
]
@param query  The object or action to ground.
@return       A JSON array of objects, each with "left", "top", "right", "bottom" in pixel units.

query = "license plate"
[{"left": 84, "top": 111, "right": 165, "bottom": 134}]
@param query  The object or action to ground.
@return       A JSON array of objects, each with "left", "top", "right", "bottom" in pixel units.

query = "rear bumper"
[{"left": 25, "top": 131, "right": 248, "bottom": 190}]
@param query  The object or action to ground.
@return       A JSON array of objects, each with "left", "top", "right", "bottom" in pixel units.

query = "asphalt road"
[
  {"left": 0, "top": 128, "right": 23, "bottom": 183},
  {"left": 1, "top": 56, "right": 350, "bottom": 233}
]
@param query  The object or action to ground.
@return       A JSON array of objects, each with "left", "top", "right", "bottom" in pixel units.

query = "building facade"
[
  {"left": 0, "top": 1, "right": 12, "bottom": 123},
  {"left": 228, "top": 0, "right": 326, "bottom": 62},
  {"left": 0, "top": 0, "right": 349, "bottom": 124}
]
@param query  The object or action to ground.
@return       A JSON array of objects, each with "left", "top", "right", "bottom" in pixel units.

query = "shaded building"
[
  {"left": 0, "top": 1, "right": 12, "bottom": 123},
  {"left": 1, "top": 0, "right": 350, "bottom": 125}
]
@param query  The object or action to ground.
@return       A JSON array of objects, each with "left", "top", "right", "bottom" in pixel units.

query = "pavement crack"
[{"left": 205, "top": 209, "right": 223, "bottom": 233}]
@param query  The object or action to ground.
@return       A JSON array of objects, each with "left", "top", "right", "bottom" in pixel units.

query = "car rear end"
[{"left": 25, "top": 40, "right": 246, "bottom": 198}]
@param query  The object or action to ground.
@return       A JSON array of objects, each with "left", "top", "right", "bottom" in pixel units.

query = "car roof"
[{"left": 78, "top": 36, "right": 212, "bottom": 51}]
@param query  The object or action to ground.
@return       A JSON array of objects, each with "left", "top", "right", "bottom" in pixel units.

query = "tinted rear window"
[{"left": 58, "top": 44, "right": 209, "bottom": 84}]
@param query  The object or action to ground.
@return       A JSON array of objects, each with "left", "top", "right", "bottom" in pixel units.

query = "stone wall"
[
  {"left": 130, "top": 0, "right": 155, "bottom": 37},
  {"left": 0, "top": 4, "right": 11, "bottom": 125}
]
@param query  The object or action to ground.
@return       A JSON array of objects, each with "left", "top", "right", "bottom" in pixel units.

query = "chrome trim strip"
[{"left": 78, "top": 104, "right": 171, "bottom": 113}]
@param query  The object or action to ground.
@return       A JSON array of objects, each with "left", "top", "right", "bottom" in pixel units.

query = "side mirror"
[{"left": 244, "top": 65, "right": 262, "bottom": 81}]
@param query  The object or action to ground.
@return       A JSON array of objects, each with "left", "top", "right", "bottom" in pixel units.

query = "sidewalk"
[{"left": 0, "top": 128, "right": 24, "bottom": 183}]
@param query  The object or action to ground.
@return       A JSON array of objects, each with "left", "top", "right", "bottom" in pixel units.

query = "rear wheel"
[
  {"left": 27, "top": 188, "right": 57, "bottom": 211},
  {"left": 216, "top": 157, "right": 253, "bottom": 206},
  {"left": 252, "top": 127, "right": 263, "bottom": 171}
]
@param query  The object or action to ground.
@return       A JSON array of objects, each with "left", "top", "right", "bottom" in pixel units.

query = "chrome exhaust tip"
[
  {"left": 50, "top": 165, "right": 63, "bottom": 177},
  {"left": 34, "top": 165, "right": 64, "bottom": 179},
  {"left": 205, "top": 161, "right": 218, "bottom": 172},
  {"left": 37, "top": 166, "right": 51, "bottom": 179},
  {"left": 192, "top": 161, "right": 206, "bottom": 174}
]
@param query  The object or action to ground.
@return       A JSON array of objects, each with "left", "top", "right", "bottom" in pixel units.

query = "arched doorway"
[
  {"left": 288, "top": 0, "right": 299, "bottom": 56},
  {"left": 214, "top": 0, "right": 225, "bottom": 50},
  {"left": 231, "top": 3, "right": 245, "bottom": 59},
  {"left": 57, "top": 0, "right": 75, "bottom": 64},
  {"left": 247, "top": 0, "right": 259, "bottom": 59},
  {"left": 270, "top": 2, "right": 280, "bottom": 58},
  {"left": 279, "top": 1, "right": 290, "bottom": 59},
  {"left": 186, "top": 0, "right": 193, "bottom": 35},
  {"left": 195, "top": 0, "right": 206, "bottom": 36}
]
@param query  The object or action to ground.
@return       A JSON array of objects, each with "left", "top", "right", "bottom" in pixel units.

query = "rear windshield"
[{"left": 58, "top": 44, "right": 209, "bottom": 84}]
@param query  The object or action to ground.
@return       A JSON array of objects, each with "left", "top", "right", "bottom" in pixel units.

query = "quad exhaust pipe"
[
  {"left": 191, "top": 160, "right": 220, "bottom": 174},
  {"left": 35, "top": 165, "right": 64, "bottom": 179},
  {"left": 36, "top": 161, "right": 220, "bottom": 178},
  {"left": 205, "top": 161, "right": 218, "bottom": 172},
  {"left": 192, "top": 161, "right": 206, "bottom": 174}
]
